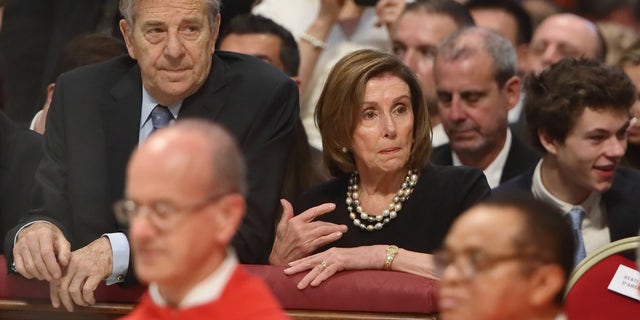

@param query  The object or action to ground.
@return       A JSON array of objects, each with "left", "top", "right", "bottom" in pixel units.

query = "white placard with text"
[{"left": 607, "top": 264, "right": 640, "bottom": 301}]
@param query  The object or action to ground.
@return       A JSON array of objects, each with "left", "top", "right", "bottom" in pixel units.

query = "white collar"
[
  {"left": 452, "top": 129, "right": 512, "bottom": 189},
  {"left": 531, "top": 159, "right": 601, "bottom": 214},
  {"left": 148, "top": 249, "right": 238, "bottom": 309},
  {"left": 431, "top": 123, "right": 449, "bottom": 148}
]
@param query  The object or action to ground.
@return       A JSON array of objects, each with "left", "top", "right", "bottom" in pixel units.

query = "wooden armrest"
[{"left": 0, "top": 299, "right": 133, "bottom": 320}]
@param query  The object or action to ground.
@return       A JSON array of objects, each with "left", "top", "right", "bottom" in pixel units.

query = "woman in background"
[{"left": 271, "top": 49, "right": 490, "bottom": 288}]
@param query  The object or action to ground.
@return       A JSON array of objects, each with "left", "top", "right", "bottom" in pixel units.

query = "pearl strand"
[{"left": 346, "top": 169, "right": 419, "bottom": 231}]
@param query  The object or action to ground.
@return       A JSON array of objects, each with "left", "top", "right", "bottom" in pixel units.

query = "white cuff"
[{"left": 102, "top": 232, "right": 129, "bottom": 285}]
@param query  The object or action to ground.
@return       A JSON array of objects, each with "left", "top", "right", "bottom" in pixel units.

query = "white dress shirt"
[
  {"left": 531, "top": 159, "right": 611, "bottom": 254},
  {"left": 452, "top": 130, "right": 512, "bottom": 189},
  {"left": 149, "top": 250, "right": 238, "bottom": 308},
  {"left": 431, "top": 123, "right": 449, "bottom": 148}
]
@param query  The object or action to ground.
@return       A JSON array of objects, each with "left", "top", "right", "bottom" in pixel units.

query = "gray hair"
[
  {"left": 119, "top": 0, "right": 221, "bottom": 26},
  {"left": 437, "top": 27, "right": 518, "bottom": 88},
  {"left": 171, "top": 119, "right": 247, "bottom": 197}
]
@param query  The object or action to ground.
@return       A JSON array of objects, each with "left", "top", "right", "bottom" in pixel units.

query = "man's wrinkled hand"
[
  {"left": 13, "top": 222, "right": 70, "bottom": 281},
  {"left": 50, "top": 237, "right": 113, "bottom": 312}
]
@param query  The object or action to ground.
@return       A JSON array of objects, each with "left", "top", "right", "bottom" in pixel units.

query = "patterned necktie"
[
  {"left": 150, "top": 105, "right": 174, "bottom": 132},
  {"left": 567, "top": 207, "right": 587, "bottom": 266}
]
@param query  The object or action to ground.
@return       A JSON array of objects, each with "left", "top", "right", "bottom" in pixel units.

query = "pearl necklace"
[{"left": 346, "top": 169, "right": 419, "bottom": 231}]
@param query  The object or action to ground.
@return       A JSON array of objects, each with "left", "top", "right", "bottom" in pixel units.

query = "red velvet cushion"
[
  {"left": 244, "top": 264, "right": 439, "bottom": 313},
  {"left": 0, "top": 255, "right": 438, "bottom": 314},
  {"left": 564, "top": 254, "right": 640, "bottom": 319},
  {"left": 0, "top": 255, "right": 146, "bottom": 302}
]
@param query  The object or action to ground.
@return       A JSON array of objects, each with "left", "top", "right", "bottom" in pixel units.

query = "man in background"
[
  {"left": 465, "top": 0, "right": 533, "bottom": 124},
  {"left": 466, "top": 0, "right": 532, "bottom": 77},
  {"left": 389, "top": 0, "right": 475, "bottom": 147},
  {"left": 217, "top": 13, "right": 327, "bottom": 201},
  {"left": 7, "top": 0, "right": 298, "bottom": 312},
  {"left": 218, "top": 14, "right": 301, "bottom": 87},
  {"left": 30, "top": 32, "right": 127, "bottom": 134},
  {"left": 528, "top": 13, "right": 606, "bottom": 75},
  {"left": 432, "top": 27, "right": 538, "bottom": 188},
  {"left": 496, "top": 58, "right": 640, "bottom": 266}
]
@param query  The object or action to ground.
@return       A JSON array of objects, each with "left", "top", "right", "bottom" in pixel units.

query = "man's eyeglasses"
[
  {"left": 433, "top": 248, "right": 540, "bottom": 279},
  {"left": 113, "top": 191, "right": 229, "bottom": 231}
]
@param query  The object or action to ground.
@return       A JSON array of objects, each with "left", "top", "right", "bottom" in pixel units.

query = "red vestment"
[{"left": 121, "top": 265, "right": 289, "bottom": 320}]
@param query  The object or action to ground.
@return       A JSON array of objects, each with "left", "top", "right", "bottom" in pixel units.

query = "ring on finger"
[{"left": 320, "top": 261, "right": 328, "bottom": 269}]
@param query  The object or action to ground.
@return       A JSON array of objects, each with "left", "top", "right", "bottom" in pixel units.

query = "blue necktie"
[
  {"left": 567, "top": 207, "right": 587, "bottom": 266},
  {"left": 151, "top": 105, "right": 173, "bottom": 132}
]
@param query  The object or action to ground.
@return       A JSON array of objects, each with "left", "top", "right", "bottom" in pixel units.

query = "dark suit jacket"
[
  {"left": 430, "top": 129, "right": 539, "bottom": 185},
  {"left": 4, "top": 52, "right": 298, "bottom": 270},
  {"left": 495, "top": 167, "right": 640, "bottom": 242},
  {"left": 220, "top": 0, "right": 254, "bottom": 31},
  {"left": 0, "top": 111, "right": 42, "bottom": 253},
  {"left": 0, "top": 0, "right": 108, "bottom": 122}
]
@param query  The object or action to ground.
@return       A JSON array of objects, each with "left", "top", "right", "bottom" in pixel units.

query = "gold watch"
[{"left": 383, "top": 245, "right": 399, "bottom": 270}]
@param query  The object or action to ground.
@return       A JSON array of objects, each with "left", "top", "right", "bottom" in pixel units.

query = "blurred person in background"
[
  {"left": 30, "top": 33, "right": 127, "bottom": 134},
  {"left": 465, "top": 0, "right": 533, "bottom": 125},
  {"left": 466, "top": 0, "right": 533, "bottom": 77},
  {"left": 385, "top": 0, "right": 475, "bottom": 147},
  {"left": 618, "top": 40, "right": 640, "bottom": 170},
  {"left": 217, "top": 13, "right": 328, "bottom": 201},
  {"left": 253, "top": 0, "right": 392, "bottom": 151},
  {"left": 527, "top": 13, "right": 606, "bottom": 75}
]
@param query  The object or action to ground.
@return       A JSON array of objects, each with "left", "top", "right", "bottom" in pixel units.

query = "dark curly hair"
[{"left": 525, "top": 57, "right": 635, "bottom": 152}]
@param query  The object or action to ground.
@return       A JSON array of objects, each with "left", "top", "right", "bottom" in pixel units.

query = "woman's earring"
[{"left": 341, "top": 147, "right": 349, "bottom": 153}]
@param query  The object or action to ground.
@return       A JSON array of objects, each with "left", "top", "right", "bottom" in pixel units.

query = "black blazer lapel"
[
  {"left": 179, "top": 55, "right": 229, "bottom": 121},
  {"left": 430, "top": 144, "right": 454, "bottom": 166},
  {"left": 100, "top": 65, "right": 142, "bottom": 206},
  {"left": 500, "top": 130, "right": 539, "bottom": 183},
  {"left": 603, "top": 168, "right": 640, "bottom": 241}
]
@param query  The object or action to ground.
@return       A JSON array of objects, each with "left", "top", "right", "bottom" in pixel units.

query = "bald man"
[{"left": 528, "top": 13, "right": 606, "bottom": 74}]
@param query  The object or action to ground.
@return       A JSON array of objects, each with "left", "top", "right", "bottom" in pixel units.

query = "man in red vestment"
[{"left": 118, "top": 119, "right": 288, "bottom": 319}]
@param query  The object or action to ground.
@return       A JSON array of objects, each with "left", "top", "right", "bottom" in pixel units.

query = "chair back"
[{"left": 564, "top": 236, "right": 640, "bottom": 320}]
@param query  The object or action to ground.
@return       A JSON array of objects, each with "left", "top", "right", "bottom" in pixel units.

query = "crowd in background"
[{"left": 0, "top": 0, "right": 639, "bottom": 319}]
